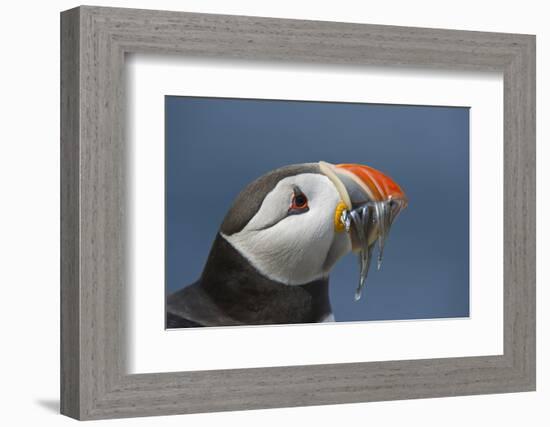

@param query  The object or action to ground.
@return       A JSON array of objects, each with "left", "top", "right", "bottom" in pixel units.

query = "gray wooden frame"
[{"left": 60, "top": 5, "right": 536, "bottom": 420}]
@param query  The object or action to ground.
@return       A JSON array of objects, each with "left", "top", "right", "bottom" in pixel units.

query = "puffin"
[{"left": 166, "top": 161, "right": 407, "bottom": 328}]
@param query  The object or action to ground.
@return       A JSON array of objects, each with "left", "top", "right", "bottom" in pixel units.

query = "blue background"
[{"left": 165, "top": 96, "right": 470, "bottom": 321}]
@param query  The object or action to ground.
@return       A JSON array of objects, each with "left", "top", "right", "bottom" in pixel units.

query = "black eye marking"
[{"left": 288, "top": 186, "right": 309, "bottom": 215}]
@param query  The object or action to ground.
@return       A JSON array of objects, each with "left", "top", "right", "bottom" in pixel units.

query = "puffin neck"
[{"left": 198, "top": 234, "right": 333, "bottom": 325}]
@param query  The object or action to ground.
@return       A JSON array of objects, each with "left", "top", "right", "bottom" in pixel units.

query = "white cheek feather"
[{"left": 222, "top": 174, "right": 349, "bottom": 285}]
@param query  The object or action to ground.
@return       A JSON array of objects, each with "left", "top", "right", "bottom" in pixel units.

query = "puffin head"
[{"left": 220, "top": 161, "right": 407, "bottom": 288}]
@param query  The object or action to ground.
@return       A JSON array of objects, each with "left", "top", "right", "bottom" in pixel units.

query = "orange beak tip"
[{"left": 335, "top": 163, "right": 406, "bottom": 203}]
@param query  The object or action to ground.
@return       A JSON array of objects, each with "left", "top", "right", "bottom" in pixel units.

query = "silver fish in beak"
[{"left": 320, "top": 161, "right": 408, "bottom": 300}]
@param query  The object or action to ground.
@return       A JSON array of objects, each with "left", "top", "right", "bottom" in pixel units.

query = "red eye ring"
[{"left": 291, "top": 192, "right": 308, "bottom": 210}]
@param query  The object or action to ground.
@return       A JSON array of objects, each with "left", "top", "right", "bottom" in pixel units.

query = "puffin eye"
[
  {"left": 294, "top": 194, "right": 307, "bottom": 208},
  {"left": 288, "top": 188, "right": 309, "bottom": 215}
]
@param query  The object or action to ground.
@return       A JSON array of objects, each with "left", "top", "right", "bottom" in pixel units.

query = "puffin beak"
[
  {"left": 319, "top": 161, "right": 408, "bottom": 247},
  {"left": 319, "top": 161, "right": 407, "bottom": 209},
  {"left": 319, "top": 161, "right": 408, "bottom": 301}
]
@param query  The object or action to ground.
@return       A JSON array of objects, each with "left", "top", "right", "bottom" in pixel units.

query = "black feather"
[{"left": 166, "top": 234, "right": 332, "bottom": 328}]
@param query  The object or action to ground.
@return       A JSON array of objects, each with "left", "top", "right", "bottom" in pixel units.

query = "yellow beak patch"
[{"left": 334, "top": 201, "right": 348, "bottom": 232}]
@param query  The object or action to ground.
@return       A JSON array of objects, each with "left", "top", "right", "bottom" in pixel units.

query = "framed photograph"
[{"left": 60, "top": 6, "right": 536, "bottom": 420}]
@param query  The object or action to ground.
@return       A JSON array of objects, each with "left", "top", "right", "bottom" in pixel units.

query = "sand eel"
[{"left": 166, "top": 162, "right": 407, "bottom": 328}]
